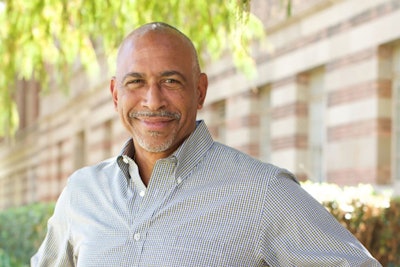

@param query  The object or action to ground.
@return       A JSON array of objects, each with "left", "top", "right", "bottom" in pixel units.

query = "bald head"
[
  {"left": 110, "top": 22, "right": 208, "bottom": 158},
  {"left": 115, "top": 22, "right": 201, "bottom": 82}
]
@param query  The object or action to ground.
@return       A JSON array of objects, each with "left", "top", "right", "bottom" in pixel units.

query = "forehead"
[{"left": 116, "top": 30, "right": 194, "bottom": 76}]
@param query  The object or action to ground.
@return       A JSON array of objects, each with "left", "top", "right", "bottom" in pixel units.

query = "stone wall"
[{"left": 1, "top": 0, "right": 399, "bottom": 209}]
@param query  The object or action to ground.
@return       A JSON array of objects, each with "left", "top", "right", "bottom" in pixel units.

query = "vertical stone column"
[
  {"left": 270, "top": 75, "right": 309, "bottom": 180},
  {"left": 225, "top": 91, "right": 261, "bottom": 157},
  {"left": 325, "top": 47, "right": 392, "bottom": 185},
  {"left": 198, "top": 100, "right": 226, "bottom": 143}
]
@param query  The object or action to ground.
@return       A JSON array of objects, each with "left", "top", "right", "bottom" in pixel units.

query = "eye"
[
  {"left": 124, "top": 79, "right": 144, "bottom": 89},
  {"left": 162, "top": 78, "right": 183, "bottom": 90},
  {"left": 126, "top": 79, "right": 142, "bottom": 84},
  {"left": 164, "top": 79, "right": 179, "bottom": 84}
]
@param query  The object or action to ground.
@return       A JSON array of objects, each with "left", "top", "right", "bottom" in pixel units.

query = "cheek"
[
  {"left": 119, "top": 93, "right": 137, "bottom": 111},
  {"left": 181, "top": 102, "right": 200, "bottom": 121},
  {"left": 116, "top": 96, "right": 132, "bottom": 121}
]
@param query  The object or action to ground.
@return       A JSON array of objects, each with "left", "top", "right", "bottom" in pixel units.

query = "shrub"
[
  {"left": 0, "top": 248, "right": 16, "bottom": 267},
  {"left": 302, "top": 182, "right": 399, "bottom": 266},
  {"left": 0, "top": 202, "right": 54, "bottom": 266},
  {"left": 0, "top": 184, "right": 399, "bottom": 266}
]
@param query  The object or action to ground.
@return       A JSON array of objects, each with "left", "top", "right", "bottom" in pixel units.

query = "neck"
[{"left": 133, "top": 147, "right": 172, "bottom": 186}]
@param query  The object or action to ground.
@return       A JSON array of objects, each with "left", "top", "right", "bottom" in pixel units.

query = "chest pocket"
[{"left": 140, "top": 235, "right": 226, "bottom": 267}]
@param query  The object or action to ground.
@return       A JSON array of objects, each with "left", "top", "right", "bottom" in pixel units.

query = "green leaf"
[{"left": 0, "top": 0, "right": 293, "bottom": 137}]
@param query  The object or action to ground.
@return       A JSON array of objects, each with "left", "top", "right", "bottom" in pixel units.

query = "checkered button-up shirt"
[{"left": 31, "top": 120, "right": 381, "bottom": 266}]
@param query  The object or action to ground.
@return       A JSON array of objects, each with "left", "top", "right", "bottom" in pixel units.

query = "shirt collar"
[
  {"left": 117, "top": 139, "right": 135, "bottom": 181},
  {"left": 116, "top": 120, "right": 214, "bottom": 182},
  {"left": 171, "top": 120, "right": 213, "bottom": 182}
]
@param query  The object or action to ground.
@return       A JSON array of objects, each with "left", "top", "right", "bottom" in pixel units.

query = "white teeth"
[{"left": 128, "top": 111, "right": 181, "bottom": 120}]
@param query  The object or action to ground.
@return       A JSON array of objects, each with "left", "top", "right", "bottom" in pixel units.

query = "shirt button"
[
  {"left": 176, "top": 177, "right": 183, "bottom": 184},
  {"left": 133, "top": 233, "right": 141, "bottom": 241},
  {"left": 139, "top": 190, "right": 145, "bottom": 197},
  {"left": 123, "top": 156, "right": 129, "bottom": 164}
]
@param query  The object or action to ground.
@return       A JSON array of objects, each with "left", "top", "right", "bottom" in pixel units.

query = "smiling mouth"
[
  {"left": 128, "top": 111, "right": 181, "bottom": 130},
  {"left": 129, "top": 110, "right": 181, "bottom": 120}
]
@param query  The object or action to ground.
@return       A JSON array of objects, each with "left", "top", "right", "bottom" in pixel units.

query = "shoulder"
[
  {"left": 67, "top": 157, "right": 119, "bottom": 187},
  {"left": 206, "top": 142, "right": 298, "bottom": 185},
  {"left": 208, "top": 142, "right": 283, "bottom": 172}
]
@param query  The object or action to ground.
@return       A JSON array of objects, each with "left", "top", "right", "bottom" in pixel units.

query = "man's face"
[{"left": 111, "top": 31, "right": 207, "bottom": 156}]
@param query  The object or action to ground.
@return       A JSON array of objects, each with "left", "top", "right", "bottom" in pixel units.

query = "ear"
[
  {"left": 110, "top": 76, "right": 118, "bottom": 110},
  {"left": 197, "top": 73, "right": 208, "bottom": 109}
]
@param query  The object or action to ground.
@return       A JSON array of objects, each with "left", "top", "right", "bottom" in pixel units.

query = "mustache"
[{"left": 128, "top": 110, "right": 181, "bottom": 120}]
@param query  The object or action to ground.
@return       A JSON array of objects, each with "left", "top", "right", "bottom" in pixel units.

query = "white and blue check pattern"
[{"left": 31, "top": 120, "right": 381, "bottom": 266}]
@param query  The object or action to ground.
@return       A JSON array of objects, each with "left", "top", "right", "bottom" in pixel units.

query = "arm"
[
  {"left": 260, "top": 170, "right": 382, "bottom": 266},
  {"left": 31, "top": 183, "right": 75, "bottom": 267}
]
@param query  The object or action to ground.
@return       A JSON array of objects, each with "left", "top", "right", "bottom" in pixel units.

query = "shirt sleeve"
[
  {"left": 31, "top": 182, "right": 75, "bottom": 267},
  {"left": 260, "top": 169, "right": 382, "bottom": 267}
]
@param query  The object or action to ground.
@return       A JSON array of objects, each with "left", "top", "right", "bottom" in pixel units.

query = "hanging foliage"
[{"left": 0, "top": 0, "right": 291, "bottom": 137}]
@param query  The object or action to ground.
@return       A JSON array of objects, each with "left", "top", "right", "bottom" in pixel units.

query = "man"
[{"left": 32, "top": 22, "right": 381, "bottom": 266}]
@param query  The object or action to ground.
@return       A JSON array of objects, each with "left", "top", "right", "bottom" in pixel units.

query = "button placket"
[
  {"left": 133, "top": 232, "right": 141, "bottom": 241},
  {"left": 130, "top": 157, "right": 178, "bottom": 259}
]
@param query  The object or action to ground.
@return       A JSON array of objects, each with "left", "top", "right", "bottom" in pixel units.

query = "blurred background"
[{"left": 0, "top": 0, "right": 399, "bottom": 266}]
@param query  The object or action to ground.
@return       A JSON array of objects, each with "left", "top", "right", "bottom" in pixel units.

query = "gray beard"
[
  {"left": 135, "top": 130, "right": 175, "bottom": 153},
  {"left": 128, "top": 110, "right": 181, "bottom": 153}
]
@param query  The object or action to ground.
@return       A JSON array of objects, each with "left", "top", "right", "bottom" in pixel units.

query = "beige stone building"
[{"left": 1, "top": 0, "right": 399, "bottom": 210}]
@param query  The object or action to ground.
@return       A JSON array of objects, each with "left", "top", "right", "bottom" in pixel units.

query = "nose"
[{"left": 142, "top": 82, "right": 166, "bottom": 111}]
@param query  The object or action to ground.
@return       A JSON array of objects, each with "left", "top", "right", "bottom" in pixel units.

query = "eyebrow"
[
  {"left": 160, "top": 70, "right": 187, "bottom": 82},
  {"left": 122, "top": 72, "right": 143, "bottom": 82},
  {"left": 122, "top": 70, "right": 187, "bottom": 83}
]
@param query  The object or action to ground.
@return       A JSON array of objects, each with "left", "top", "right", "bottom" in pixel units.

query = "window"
[
  {"left": 214, "top": 101, "right": 226, "bottom": 143},
  {"left": 307, "top": 68, "right": 326, "bottom": 182},
  {"left": 104, "top": 120, "right": 113, "bottom": 159},
  {"left": 74, "top": 131, "right": 86, "bottom": 169},
  {"left": 392, "top": 43, "right": 400, "bottom": 183},
  {"left": 259, "top": 85, "right": 272, "bottom": 163}
]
